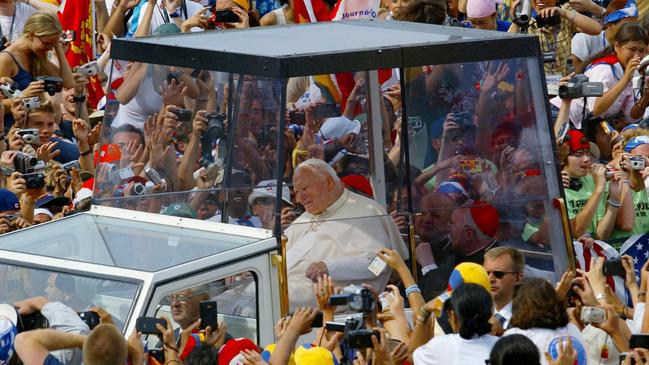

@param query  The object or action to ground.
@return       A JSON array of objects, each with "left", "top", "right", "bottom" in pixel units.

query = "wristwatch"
[{"left": 595, "top": 293, "right": 606, "bottom": 300}]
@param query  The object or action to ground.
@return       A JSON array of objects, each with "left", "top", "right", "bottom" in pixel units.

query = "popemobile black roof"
[{"left": 110, "top": 19, "right": 543, "bottom": 78}]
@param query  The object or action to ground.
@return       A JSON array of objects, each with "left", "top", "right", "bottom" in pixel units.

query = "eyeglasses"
[
  {"left": 252, "top": 197, "right": 274, "bottom": 206},
  {"left": 166, "top": 292, "right": 204, "bottom": 304},
  {"left": 38, "top": 36, "right": 58, "bottom": 49},
  {"left": 487, "top": 271, "right": 518, "bottom": 279}
]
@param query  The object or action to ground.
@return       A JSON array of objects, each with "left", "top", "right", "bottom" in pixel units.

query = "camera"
[
  {"left": 558, "top": 74, "right": 604, "bottom": 99},
  {"left": 209, "top": 8, "right": 240, "bottom": 26},
  {"left": 62, "top": 160, "right": 80, "bottom": 172},
  {"left": 14, "top": 152, "right": 37, "bottom": 174},
  {"left": 0, "top": 82, "right": 21, "bottom": 98},
  {"left": 542, "top": 51, "right": 557, "bottom": 64},
  {"left": 580, "top": 306, "right": 606, "bottom": 324},
  {"left": 567, "top": 177, "right": 582, "bottom": 191},
  {"left": 514, "top": 0, "right": 532, "bottom": 25},
  {"left": 145, "top": 166, "right": 163, "bottom": 185},
  {"left": 205, "top": 112, "right": 227, "bottom": 141},
  {"left": 329, "top": 285, "right": 376, "bottom": 313},
  {"left": 78, "top": 311, "right": 100, "bottom": 329},
  {"left": 61, "top": 30, "right": 76, "bottom": 43},
  {"left": 289, "top": 110, "right": 305, "bottom": 125},
  {"left": 407, "top": 116, "right": 423, "bottom": 130},
  {"left": 535, "top": 13, "right": 560, "bottom": 28},
  {"left": 630, "top": 155, "right": 645, "bottom": 171},
  {"left": 452, "top": 111, "right": 474, "bottom": 128},
  {"left": 23, "top": 172, "right": 45, "bottom": 189},
  {"left": 172, "top": 108, "right": 192, "bottom": 122},
  {"left": 326, "top": 317, "right": 380, "bottom": 349},
  {"left": 78, "top": 61, "right": 100, "bottom": 78},
  {"left": 23, "top": 97, "right": 41, "bottom": 111},
  {"left": 36, "top": 76, "right": 63, "bottom": 96},
  {"left": 17, "top": 128, "right": 39, "bottom": 144}
]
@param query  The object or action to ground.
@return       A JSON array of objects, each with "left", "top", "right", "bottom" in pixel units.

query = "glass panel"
[
  {"left": 399, "top": 57, "right": 559, "bottom": 287},
  {"left": 150, "top": 272, "right": 258, "bottom": 348},
  {"left": 96, "top": 62, "right": 284, "bottom": 230},
  {"left": 0, "top": 210, "right": 262, "bottom": 272},
  {"left": 0, "top": 262, "right": 139, "bottom": 331}
]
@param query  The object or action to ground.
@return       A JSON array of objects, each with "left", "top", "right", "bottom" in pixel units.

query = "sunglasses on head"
[{"left": 487, "top": 271, "right": 517, "bottom": 279}]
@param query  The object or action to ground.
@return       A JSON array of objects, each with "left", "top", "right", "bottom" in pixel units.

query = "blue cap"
[
  {"left": 0, "top": 189, "right": 19, "bottom": 212},
  {"left": 604, "top": 0, "right": 638, "bottom": 24},
  {"left": 624, "top": 135, "right": 649, "bottom": 152},
  {"left": 36, "top": 194, "right": 71, "bottom": 210},
  {"left": 547, "top": 336, "right": 587, "bottom": 365},
  {"left": 0, "top": 304, "right": 17, "bottom": 363},
  {"left": 621, "top": 123, "right": 639, "bottom": 133},
  {"left": 50, "top": 138, "right": 80, "bottom": 164}
]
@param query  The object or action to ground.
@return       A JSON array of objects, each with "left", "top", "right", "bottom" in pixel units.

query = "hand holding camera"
[
  {"left": 35, "top": 76, "right": 63, "bottom": 96},
  {"left": 21, "top": 80, "right": 45, "bottom": 98}
]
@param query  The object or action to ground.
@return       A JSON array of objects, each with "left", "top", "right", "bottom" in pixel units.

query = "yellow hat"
[
  {"left": 294, "top": 345, "right": 339, "bottom": 365},
  {"left": 261, "top": 344, "right": 296, "bottom": 365},
  {"left": 232, "top": 0, "right": 251, "bottom": 12}
]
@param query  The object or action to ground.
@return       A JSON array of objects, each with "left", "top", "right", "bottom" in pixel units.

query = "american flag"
[
  {"left": 573, "top": 239, "right": 627, "bottom": 303},
  {"left": 619, "top": 234, "right": 649, "bottom": 285}
]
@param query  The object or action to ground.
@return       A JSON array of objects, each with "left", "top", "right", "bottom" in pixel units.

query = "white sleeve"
[
  {"left": 324, "top": 254, "right": 375, "bottom": 282},
  {"left": 633, "top": 303, "right": 645, "bottom": 334},
  {"left": 585, "top": 64, "right": 617, "bottom": 112},
  {"left": 41, "top": 302, "right": 90, "bottom": 365},
  {"left": 623, "top": 90, "right": 643, "bottom": 122}
]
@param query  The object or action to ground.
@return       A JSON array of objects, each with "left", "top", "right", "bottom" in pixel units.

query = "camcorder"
[
  {"left": 514, "top": 0, "right": 532, "bottom": 25},
  {"left": 325, "top": 317, "right": 380, "bottom": 351},
  {"left": 558, "top": 74, "right": 604, "bottom": 99},
  {"left": 14, "top": 151, "right": 37, "bottom": 174},
  {"left": 329, "top": 285, "right": 376, "bottom": 313},
  {"left": 36, "top": 76, "right": 63, "bottom": 96}
]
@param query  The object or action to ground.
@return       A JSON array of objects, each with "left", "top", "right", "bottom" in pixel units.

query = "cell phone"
[
  {"left": 324, "top": 321, "right": 345, "bottom": 332},
  {"left": 78, "top": 311, "right": 100, "bottom": 330},
  {"left": 311, "top": 311, "right": 323, "bottom": 328},
  {"left": 171, "top": 108, "right": 192, "bottom": 122},
  {"left": 289, "top": 110, "right": 306, "bottom": 124},
  {"left": 602, "top": 258, "right": 626, "bottom": 278},
  {"left": 630, "top": 334, "right": 649, "bottom": 349},
  {"left": 145, "top": 166, "right": 163, "bottom": 185},
  {"left": 214, "top": 9, "right": 240, "bottom": 23},
  {"left": 148, "top": 349, "right": 165, "bottom": 363},
  {"left": 135, "top": 317, "right": 166, "bottom": 335},
  {"left": 314, "top": 103, "right": 339, "bottom": 119},
  {"left": 199, "top": 300, "right": 218, "bottom": 330}
]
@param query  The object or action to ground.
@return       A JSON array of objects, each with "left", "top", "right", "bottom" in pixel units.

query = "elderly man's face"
[
  {"left": 169, "top": 289, "right": 207, "bottom": 329},
  {"left": 293, "top": 167, "right": 334, "bottom": 215}
]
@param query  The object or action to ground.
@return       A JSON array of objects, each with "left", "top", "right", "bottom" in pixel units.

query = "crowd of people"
[{"left": 2, "top": 0, "right": 649, "bottom": 363}]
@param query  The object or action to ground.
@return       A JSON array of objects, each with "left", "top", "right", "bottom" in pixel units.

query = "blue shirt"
[{"left": 43, "top": 355, "right": 64, "bottom": 365}]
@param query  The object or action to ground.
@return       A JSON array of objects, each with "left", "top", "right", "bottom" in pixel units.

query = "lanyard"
[{"left": 0, "top": 11, "right": 16, "bottom": 42}]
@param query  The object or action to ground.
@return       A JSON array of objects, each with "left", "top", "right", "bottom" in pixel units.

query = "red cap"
[
  {"left": 218, "top": 338, "right": 259, "bottom": 365},
  {"left": 341, "top": 175, "right": 373, "bottom": 197},
  {"left": 469, "top": 201, "right": 499, "bottom": 238},
  {"left": 564, "top": 129, "right": 590, "bottom": 154}
]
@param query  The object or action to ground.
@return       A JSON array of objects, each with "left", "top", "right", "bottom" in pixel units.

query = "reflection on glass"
[
  {"left": 0, "top": 263, "right": 139, "bottom": 331},
  {"left": 154, "top": 273, "right": 258, "bottom": 346}
]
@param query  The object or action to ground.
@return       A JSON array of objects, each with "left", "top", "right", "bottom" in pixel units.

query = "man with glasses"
[
  {"left": 248, "top": 179, "right": 293, "bottom": 230},
  {"left": 166, "top": 285, "right": 209, "bottom": 331},
  {"left": 483, "top": 247, "right": 524, "bottom": 329}
]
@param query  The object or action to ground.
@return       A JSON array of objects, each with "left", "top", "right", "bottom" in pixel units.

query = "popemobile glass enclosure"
[{"left": 0, "top": 20, "right": 572, "bottom": 340}]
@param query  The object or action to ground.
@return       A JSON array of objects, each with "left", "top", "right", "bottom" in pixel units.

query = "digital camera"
[
  {"left": 23, "top": 97, "right": 41, "bottom": 111},
  {"left": 580, "top": 306, "right": 606, "bottom": 324},
  {"left": 17, "top": 129, "right": 39, "bottom": 144},
  {"left": 205, "top": 112, "right": 227, "bottom": 141},
  {"left": 23, "top": 172, "right": 45, "bottom": 189},
  {"left": 0, "top": 82, "right": 21, "bottom": 98},
  {"left": 36, "top": 76, "right": 63, "bottom": 96},
  {"left": 630, "top": 155, "right": 645, "bottom": 171},
  {"left": 78, "top": 61, "right": 100, "bottom": 78}
]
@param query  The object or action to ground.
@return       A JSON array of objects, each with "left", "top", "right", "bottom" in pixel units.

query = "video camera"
[
  {"left": 329, "top": 285, "right": 376, "bottom": 313},
  {"left": 325, "top": 317, "right": 380, "bottom": 350},
  {"left": 558, "top": 74, "right": 604, "bottom": 99}
]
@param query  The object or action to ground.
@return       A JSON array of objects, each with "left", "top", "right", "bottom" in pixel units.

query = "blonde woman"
[{"left": 0, "top": 11, "right": 74, "bottom": 132}]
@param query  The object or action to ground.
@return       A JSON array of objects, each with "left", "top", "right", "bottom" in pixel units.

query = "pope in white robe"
[{"left": 285, "top": 159, "right": 409, "bottom": 310}]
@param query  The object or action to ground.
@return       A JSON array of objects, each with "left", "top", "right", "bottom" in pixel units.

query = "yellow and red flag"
[{"left": 58, "top": 0, "right": 105, "bottom": 107}]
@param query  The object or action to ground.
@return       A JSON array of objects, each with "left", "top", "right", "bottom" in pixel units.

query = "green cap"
[
  {"left": 163, "top": 203, "right": 197, "bottom": 219},
  {"left": 153, "top": 23, "right": 181, "bottom": 36}
]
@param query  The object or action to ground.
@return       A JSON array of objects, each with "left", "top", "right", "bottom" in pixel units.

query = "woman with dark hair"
[
  {"left": 489, "top": 334, "right": 541, "bottom": 365},
  {"left": 552, "top": 22, "right": 649, "bottom": 129},
  {"left": 392, "top": 0, "right": 447, "bottom": 24},
  {"left": 413, "top": 283, "right": 498, "bottom": 364},
  {"left": 505, "top": 278, "right": 586, "bottom": 365}
]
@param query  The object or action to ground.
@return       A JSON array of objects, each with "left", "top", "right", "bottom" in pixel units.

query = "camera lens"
[
  {"left": 205, "top": 113, "right": 225, "bottom": 140},
  {"left": 131, "top": 183, "right": 146, "bottom": 195}
]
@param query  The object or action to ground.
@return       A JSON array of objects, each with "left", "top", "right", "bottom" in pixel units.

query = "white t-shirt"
[
  {"left": 505, "top": 324, "right": 586, "bottom": 365},
  {"left": 413, "top": 333, "right": 499, "bottom": 365},
  {"left": 135, "top": 0, "right": 205, "bottom": 35},
  {"left": 571, "top": 31, "right": 608, "bottom": 63},
  {"left": 0, "top": 4, "right": 36, "bottom": 43},
  {"left": 111, "top": 75, "right": 162, "bottom": 130}
]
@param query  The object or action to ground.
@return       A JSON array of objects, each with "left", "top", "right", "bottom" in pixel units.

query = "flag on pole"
[{"left": 58, "top": 0, "right": 105, "bottom": 108}]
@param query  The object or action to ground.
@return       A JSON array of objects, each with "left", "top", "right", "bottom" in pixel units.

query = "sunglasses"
[{"left": 487, "top": 271, "right": 518, "bottom": 279}]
